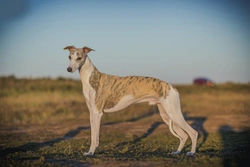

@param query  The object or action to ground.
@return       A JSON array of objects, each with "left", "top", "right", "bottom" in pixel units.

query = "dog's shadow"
[
  {"left": 0, "top": 110, "right": 157, "bottom": 158},
  {"left": 0, "top": 110, "right": 208, "bottom": 158},
  {"left": 114, "top": 112, "right": 208, "bottom": 153},
  {"left": 183, "top": 112, "right": 208, "bottom": 151},
  {"left": 0, "top": 126, "right": 90, "bottom": 158},
  {"left": 115, "top": 121, "right": 163, "bottom": 149}
]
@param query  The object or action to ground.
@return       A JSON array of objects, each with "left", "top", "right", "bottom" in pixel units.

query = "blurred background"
[{"left": 0, "top": 0, "right": 249, "bottom": 84}]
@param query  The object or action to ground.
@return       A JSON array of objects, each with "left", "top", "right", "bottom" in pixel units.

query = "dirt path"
[{"left": 1, "top": 113, "right": 249, "bottom": 144}]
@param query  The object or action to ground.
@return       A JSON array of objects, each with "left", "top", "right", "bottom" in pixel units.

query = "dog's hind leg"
[
  {"left": 160, "top": 88, "right": 198, "bottom": 156},
  {"left": 157, "top": 104, "right": 188, "bottom": 154}
]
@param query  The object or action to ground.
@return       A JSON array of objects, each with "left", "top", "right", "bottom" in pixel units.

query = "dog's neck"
[{"left": 78, "top": 55, "right": 96, "bottom": 84}]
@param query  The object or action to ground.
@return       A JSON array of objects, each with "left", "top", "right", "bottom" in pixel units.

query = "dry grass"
[
  {"left": 0, "top": 92, "right": 88, "bottom": 125},
  {"left": 0, "top": 76, "right": 250, "bottom": 166},
  {"left": 181, "top": 91, "right": 249, "bottom": 115}
]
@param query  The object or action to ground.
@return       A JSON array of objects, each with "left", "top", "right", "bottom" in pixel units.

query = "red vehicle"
[{"left": 193, "top": 77, "right": 214, "bottom": 86}]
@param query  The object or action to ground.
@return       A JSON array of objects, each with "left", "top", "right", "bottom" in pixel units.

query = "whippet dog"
[{"left": 64, "top": 45, "right": 198, "bottom": 156}]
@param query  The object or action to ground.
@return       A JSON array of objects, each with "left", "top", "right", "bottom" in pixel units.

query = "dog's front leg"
[
  {"left": 89, "top": 111, "right": 103, "bottom": 155},
  {"left": 84, "top": 103, "right": 103, "bottom": 156}
]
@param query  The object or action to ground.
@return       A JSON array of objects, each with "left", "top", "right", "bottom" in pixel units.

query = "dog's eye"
[
  {"left": 69, "top": 56, "right": 71, "bottom": 60},
  {"left": 76, "top": 57, "right": 81, "bottom": 61}
]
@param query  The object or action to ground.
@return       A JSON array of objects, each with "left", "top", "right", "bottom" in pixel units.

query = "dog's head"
[{"left": 64, "top": 45, "right": 94, "bottom": 72}]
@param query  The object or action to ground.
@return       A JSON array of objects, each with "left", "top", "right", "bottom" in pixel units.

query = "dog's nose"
[{"left": 67, "top": 67, "right": 72, "bottom": 72}]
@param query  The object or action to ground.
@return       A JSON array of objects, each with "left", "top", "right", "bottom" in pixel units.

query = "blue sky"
[{"left": 0, "top": 0, "right": 249, "bottom": 84}]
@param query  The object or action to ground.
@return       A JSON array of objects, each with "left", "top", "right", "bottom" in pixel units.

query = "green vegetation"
[{"left": 0, "top": 76, "right": 250, "bottom": 166}]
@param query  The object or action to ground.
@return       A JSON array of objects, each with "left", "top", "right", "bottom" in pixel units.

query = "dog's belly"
[
  {"left": 103, "top": 95, "right": 159, "bottom": 113},
  {"left": 103, "top": 95, "right": 135, "bottom": 112}
]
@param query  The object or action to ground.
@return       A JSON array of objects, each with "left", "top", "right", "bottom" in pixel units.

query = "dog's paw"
[
  {"left": 186, "top": 151, "right": 195, "bottom": 157},
  {"left": 83, "top": 152, "right": 93, "bottom": 156},
  {"left": 171, "top": 151, "right": 181, "bottom": 155}
]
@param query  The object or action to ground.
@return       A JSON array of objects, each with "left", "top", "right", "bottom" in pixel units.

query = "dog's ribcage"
[{"left": 89, "top": 67, "right": 172, "bottom": 111}]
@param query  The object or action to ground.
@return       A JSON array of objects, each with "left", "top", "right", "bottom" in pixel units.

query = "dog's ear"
[
  {"left": 83, "top": 46, "right": 95, "bottom": 53},
  {"left": 64, "top": 45, "right": 75, "bottom": 51}
]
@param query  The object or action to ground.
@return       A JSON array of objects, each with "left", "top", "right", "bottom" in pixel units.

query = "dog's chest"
[{"left": 80, "top": 67, "right": 97, "bottom": 105}]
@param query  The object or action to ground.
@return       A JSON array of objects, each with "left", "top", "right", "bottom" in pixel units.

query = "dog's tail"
[{"left": 169, "top": 118, "right": 182, "bottom": 139}]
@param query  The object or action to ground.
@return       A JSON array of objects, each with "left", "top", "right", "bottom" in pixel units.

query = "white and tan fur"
[{"left": 64, "top": 45, "right": 198, "bottom": 156}]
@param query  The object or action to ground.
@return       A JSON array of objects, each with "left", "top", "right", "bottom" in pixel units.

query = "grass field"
[{"left": 0, "top": 76, "right": 250, "bottom": 166}]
